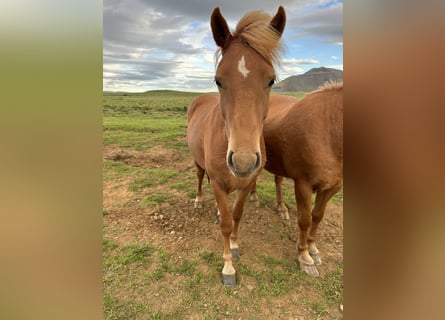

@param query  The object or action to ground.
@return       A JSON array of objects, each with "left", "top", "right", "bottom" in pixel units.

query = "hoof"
[
  {"left": 194, "top": 201, "right": 203, "bottom": 209},
  {"left": 310, "top": 253, "right": 322, "bottom": 266},
  {"left": 299, "top": 261, "right": 320, "bottom": 277},
  {"left": 222, "top": 273, "right": 237, "bottom": 286},
  {"left": 231, "top": 248, "right": 240, "bottom": 260},
  {"left": 283, "top": 211, "right": 290, "bottom": 220},
  {"left": 277, "top": 207, "right": 289, "bottom": 220},
  {"left": 251, "top": 199, "right": 260, "bottom": 208},
  {"left": 250, "top": 194, "right": 260, "bottom": 207}
]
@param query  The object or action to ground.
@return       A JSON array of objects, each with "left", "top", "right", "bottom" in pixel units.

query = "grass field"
[{"left": 103, "top": 90, "right": 343, "bottom": 319}]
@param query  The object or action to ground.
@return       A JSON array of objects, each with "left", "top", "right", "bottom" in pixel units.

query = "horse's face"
[
  {"left": 215, "top": 43, "right": 275, "bottom": 178},
  {"left": 211, "top": 7, "right": 285, "bottom": 179}
]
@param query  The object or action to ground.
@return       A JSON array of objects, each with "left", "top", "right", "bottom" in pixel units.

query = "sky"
[{"left": 103, "top": 0, "right": 343, "bottom": 92}]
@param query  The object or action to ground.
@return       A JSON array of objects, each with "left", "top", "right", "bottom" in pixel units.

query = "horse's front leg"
[
  {"left": 230, "top": 184, "right": 253, "bottom": 260},
  {"left": 193, "top": 162, "right": 205, "bottom": 209},
  {"left": 249, "top": 182, "right": 260, "bottom": 207},
  {"left": 211, "top": 180, "right": 236, "bottom": 286}
]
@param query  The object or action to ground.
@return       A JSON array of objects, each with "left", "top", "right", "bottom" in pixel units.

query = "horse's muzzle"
[{"left": 227, "top": 150, "right": 261, "bottom": 178}]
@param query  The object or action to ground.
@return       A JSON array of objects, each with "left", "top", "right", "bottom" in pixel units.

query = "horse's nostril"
[
  {"left": 227, "top": 150, "right": 234, "bottom": 168},
  {"left": 254, "top": 152, "right": 261, "bottom": 169}
]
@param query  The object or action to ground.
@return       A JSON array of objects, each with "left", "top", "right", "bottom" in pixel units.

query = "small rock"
[
  {"left": 339, "top": 304, "right": 343, "bottom": 312},
  {"left": 246, "top": 285, "right": 254, "bottom": 292},
  {"left": 170, "top": 230, "right": 175, "bottom": 235}
]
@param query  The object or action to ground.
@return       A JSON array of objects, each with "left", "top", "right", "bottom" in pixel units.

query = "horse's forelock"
[
  {"left": 213, "top": 10, "right": 283, "bottom": 68},
  {"left": 234, "top": 11, "right": 283, "bottom": 66}
]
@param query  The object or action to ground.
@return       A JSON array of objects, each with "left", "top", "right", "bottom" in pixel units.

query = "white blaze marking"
[{"left": 238, "top": 55, "right": 250, "bottom": 78}]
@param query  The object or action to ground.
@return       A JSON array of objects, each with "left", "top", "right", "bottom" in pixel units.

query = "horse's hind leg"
[
  {"left": 275, "top": 175, "right": 289, "bottom": 219},
  {"left": 294, "top": 181, "right": 319, "bottom": 276},
  {"left": 194, "top": 162, "right": 205, "bottom": 209},
  {"left": 249, "top": 182, "right": 260, "bottom": 207},
  {"left": 308, "top": 185, "right": 342, "bottom": 265}
]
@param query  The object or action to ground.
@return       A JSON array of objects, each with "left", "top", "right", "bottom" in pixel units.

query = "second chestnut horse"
[{"left": 253, "top": 82, "right": 343, "bottom": 277}]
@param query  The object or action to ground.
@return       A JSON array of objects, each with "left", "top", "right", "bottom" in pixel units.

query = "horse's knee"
[
  {"left": 297, "top": 213, "right": 311, "bottom": 231},
  {"left": 311, "top": 212, "right": 324, "bottom": 224},
  {"left": 219, "top": 216, "right": 233, "bottom": 236}
]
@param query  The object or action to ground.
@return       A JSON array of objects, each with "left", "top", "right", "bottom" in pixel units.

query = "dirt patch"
[{"left": 104, "top": 144, "right": 191, "bottom": 171}]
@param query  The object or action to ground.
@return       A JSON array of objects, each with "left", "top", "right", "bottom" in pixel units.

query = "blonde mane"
[
  {"left": 309, "top": 80, "right": 343, "bottom": 95},
  {"left": 215, "top": 10, "right": 283, "bottom": 67}
]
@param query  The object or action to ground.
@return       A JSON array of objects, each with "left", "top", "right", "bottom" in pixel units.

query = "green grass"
[
  {"left": 273, "top": 91, "right": 307, "bottom": 100},
  {"left": 307, "top": 300, "right": 327, "bottom": 318},
  {"left": 140, "top": 193, "right": 168, "bottom": 206},
  {"left": 255, "top": 171, "right": 297, "bottom": 210},
  {"left": 103, "top": 241, "right": 155, "bottom": 270},
  {"left": 129, "top": 169, "right": 178, "bottom": 192},
  {"left": 103, "top": 159, "right": 145, "bottom": 180},
  {"left": 315, "top": 262, "right": 344, "bottom": 305},
  {"left": 331, "top": 189, "right": 344, "bottom": 205},
  {"left": 103, "top": 114, "right": 188, "bottom": 150},
  {"left": 238, "top": 255, "right": 307, "bottom": 297},
  {"left": 103, "top": 90, "right": 201, "bottom": 115}
]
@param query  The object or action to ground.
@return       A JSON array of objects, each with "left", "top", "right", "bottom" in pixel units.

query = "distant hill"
[
  {"left": 103, "top": 89, "right": 202, "bottom": 96},
  {"left": 273, "top": 67, "right": 343, "bottom": 92}
]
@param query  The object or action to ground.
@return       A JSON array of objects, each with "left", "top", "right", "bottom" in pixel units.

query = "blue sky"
[{"left": 103, "top": 0, "right": 343, "bottom": 92}]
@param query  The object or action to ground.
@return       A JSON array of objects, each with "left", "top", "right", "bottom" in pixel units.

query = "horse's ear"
[
  {"left": 269, "top": 6, "right": 286, "bottom": 37},
  {"left": 211, "top": 7, "right": 232, "bottom": 49}
]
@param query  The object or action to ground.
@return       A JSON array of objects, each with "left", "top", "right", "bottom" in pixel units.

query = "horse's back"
[
  {"left": 267, "top": 94, "right": 299, "bottom": 130},
  {"left": 187, "top": 94, "right": 219, "bottom": 122},
  {"left": 269, "top": 94, "right": 299, "bottom": 109},
  {"left": 187, "top": 94, "right": 220, "bottom": 170}
]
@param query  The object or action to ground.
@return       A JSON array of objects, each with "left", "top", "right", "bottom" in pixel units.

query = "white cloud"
[
  {"left": 327, "top": 64, "right": 343, "bottom": 70},
  {"left": 282, "top": 58, "right": 320, "bottom": 65}
]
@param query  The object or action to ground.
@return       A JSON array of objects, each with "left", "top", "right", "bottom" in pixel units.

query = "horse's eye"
[
  {"left": 268, "top": 79, "right": 276, "bottom": 87},
  {"left": 215, "top": 79, "right": 222, "bottom": 88}
]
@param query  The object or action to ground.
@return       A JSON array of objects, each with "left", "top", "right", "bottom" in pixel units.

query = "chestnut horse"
[
  {"left": 186, "top": 7, "right": 286, "bottom": 286},
  {"left": 252, "top": 82, "right": 343, "bottom": 277}
]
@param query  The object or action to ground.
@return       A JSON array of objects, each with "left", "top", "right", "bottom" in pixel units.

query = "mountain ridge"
[{"left": 273, "top": 67, "right": 343, "bottom": 92}]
